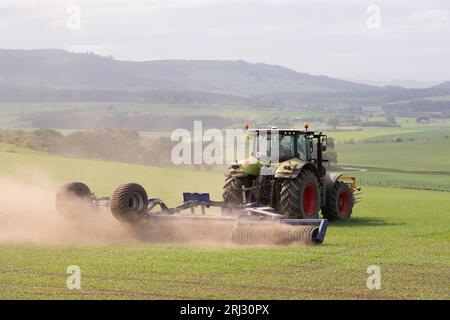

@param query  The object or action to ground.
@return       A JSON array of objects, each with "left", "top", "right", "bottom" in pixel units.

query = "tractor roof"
[
  {"left": 247, "top": 128, "right": 311, "bottom": 134},
  {"left": 246, "top": 128, "right": 326, "bottom": 138}
]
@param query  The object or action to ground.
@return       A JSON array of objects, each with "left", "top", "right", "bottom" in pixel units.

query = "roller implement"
[{"left": 55, "top": 125, "right": 360, "bottom": 245}]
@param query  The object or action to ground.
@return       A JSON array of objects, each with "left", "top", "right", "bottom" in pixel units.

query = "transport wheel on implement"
[
  {"left": 55, "top": 182, "right": 93, "bottom": 220},
  {"left": 110, "top": 183, "right": 148, "bottom": 223},
  {"left": 321, "top": 181, "right": 353, "bottom": 220},
  {"left": 222, "top": 176, "right": 252, "bottom": 205},
  {"left": 280, "top": 170, "right": 320, "bottom": 219}
]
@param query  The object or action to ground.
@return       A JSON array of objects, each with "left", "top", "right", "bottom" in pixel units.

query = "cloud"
[
  {"left": 0, "top": 0, "right": 449, "bottom": 81},
  {"left": 409, "top": 9, "right": 450, "bottom": 25}
]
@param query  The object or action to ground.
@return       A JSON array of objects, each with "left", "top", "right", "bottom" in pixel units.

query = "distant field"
[
  {"left": 360, "top": 128, "right": 450, "bottom": 143},
  {"left": 343, "top": 170, "right": 450, "bottom": 191},
  {"left": 0, "top": 102, "right": 279, "bottom": 128},
  {"left": 328, "top": 127, "right": 424, "bottom": 143},
  {"left": 0, "top": 103, "right": 88, "bottom": 127},
  {"left": 1, "top": 102, "right": 448, "bottom": 136},
  {"left": 429, "top": 95, "right": 450, "bottom": 102},
  {"left": 0, "top": 143, "right": 41, "bottom": 155},
  {"left": 336, "top": 130, "right": 450, "bottom": 172},
  {"left": 0, "top": 146, "right": 449, "bottom": 299},
  {"left": 329, "top": 127, "right": 450, "bottom": 190}
]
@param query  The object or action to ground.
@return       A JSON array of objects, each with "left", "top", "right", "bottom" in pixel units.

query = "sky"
[{"left": 0, "top": 0, "right": 449, "bottom": 83}]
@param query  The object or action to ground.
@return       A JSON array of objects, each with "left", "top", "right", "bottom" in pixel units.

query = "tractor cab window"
[
  {"left": 279, "top": 134, "right": 295, "bottom": 162},
  {"left": 297, "top": 135, "right": 308, "bottom": 161},
  {"left": 252, "top": 132, "right": 295, "bottom": 162}
]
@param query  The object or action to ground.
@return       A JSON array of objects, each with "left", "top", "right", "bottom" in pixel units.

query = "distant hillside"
[
  {"left": 0, "top": 85, "right": 249, "bottom": 105},
  {"left": 0, "top": 49, "right": 449, "bottom": 106},
  {"left": 349, "top": 79, "right": 444, "bottom": 89},
  {"left": 0, "top": 49, "right": 377, "bottom": 95}
]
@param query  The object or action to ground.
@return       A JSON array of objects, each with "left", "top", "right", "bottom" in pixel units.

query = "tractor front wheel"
[
  {"left": 280, "top": 170, "right": 320, "bottom": 219},
  {"left": 321, "top": 181, "right": 353, "bottom": 220},
  {"left": 110, "top": 183, "right": 148, "bottom": 223},
  {"left": 222, "top": 176, "right": 252, "bottom": 205}
]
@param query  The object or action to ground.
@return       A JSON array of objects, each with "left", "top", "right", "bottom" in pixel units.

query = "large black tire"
[
  {"left": 321, "top": 181, "right": 353, "bottom": 220},
  {"left": 280, "top": 170, "right": 320, "bottom": 219},
  {"left": 110, "top": 183, "right": 148, "bottom": 223},
  {"left": 222, "top": 176, "right": 251, "bottom": 205},
  {"left": 55, "top": 182, "right": 93, "bottom": 220}
]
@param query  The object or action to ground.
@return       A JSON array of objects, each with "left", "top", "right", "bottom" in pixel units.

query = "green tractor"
[{"left": 223, "top": 126, "right": 359, "bottom": 220}]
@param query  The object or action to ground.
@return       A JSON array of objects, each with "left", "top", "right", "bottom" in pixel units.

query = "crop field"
[
  {"left": 331, "top": 127, "right": 450, "bottom": 191},
  {"left": 1, "top": 104, "right": 449, "bottom": 299},
  {"left": 336, "top": 129, "right": 450, "bottom": 172},
  {"left": 0, "top": 145, "right": 449, "bottom": 299},
  {"left": 348, "top": 170, "right": 450, "bottom": 191},
  {"left": 0, "top": 103, "right": 278, "bottom": 129},
  {"left": 0, "top": 144, "right": 223, "bottom": 205},
  {"left": 328, "top": 127, "right": 425, "bottom": 143}
]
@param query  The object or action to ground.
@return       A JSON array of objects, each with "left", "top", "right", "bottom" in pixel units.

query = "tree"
[{"left": 324, "top": 150, "right": 338, "bottom": 164}]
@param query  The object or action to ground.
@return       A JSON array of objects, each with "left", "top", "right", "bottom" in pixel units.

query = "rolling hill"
[{"left": 1, "top": 49, "right": 449, "bottom": 106}]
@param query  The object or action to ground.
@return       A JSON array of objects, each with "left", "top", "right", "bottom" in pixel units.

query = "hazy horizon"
[{"left": 0, "top": 0, "right": 449, "bottom": 83}]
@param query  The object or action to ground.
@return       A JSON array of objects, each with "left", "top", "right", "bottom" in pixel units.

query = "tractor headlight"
[
  {"left": 231, "top": 164, "right": 241, "bottom": 169},
  {"left": 284, "top": 165, "right": 296, "bottom": 170}
]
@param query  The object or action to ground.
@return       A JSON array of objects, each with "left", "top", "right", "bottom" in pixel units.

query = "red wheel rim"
[
  {"left": 303, "top": 184, "right": 317, "bottom": 216},
  {"left": 338, "top": 190, "right": 350, "bottom": 215}
]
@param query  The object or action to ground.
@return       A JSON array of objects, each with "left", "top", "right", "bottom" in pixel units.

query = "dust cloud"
[
  {"left": 0, "top": 171, "right": 134, "bottom": 244},
  {"left": 0, "top": 170, "right": 312, "bottom": 247},
  {"left": 0, "top": 170, "right": 235, "bottom": 246}
]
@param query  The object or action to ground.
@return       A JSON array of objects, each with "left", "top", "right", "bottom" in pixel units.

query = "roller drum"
[{"left": 231, "top": 223, "right": 318, "bottom": 245}]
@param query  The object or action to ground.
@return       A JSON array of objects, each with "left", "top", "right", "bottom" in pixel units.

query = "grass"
[
  {"left": 0, "top": 143, "right": 42, "bottom": 155},
  {"left": 328, "top": 127, "right": 425, "bottom": 143},
  {"left": 0, "top": 144, "right": 224, "bottom": 206},
  {"left": 329, "top": 127, "right": 450, "bottom": 190},
  {"left": 0, "top": 102, "right": 280, "bottom": 128},
  {"left": 360, "top": 128, "right": 450, "bottom": 143},
  {"left": 0, "top": 145, "right": 449, "bottom": 299},
  {"left": 347, "top": 170, "right": 450, "bottom": 191},
  {"left": 0, "top": 187, "right": 449, "bottom": 299},
  {"left": 336, "top": 136, "right": 450, "bottom": 173}
]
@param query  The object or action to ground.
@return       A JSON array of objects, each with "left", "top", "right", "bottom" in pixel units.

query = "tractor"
[
  {"left": 54, "top": 124, "right": 356, "bottom": 245},
  {"left": 222, "top": 125, "right": 359, "bottom": 221}
]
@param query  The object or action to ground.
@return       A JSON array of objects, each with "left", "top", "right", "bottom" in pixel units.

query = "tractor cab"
[
  {"left": 225, "top": 125, "right": 358, "bottom": 221},
  {"left": 247, "top": 128, "right": 327, "bottom": 170}
]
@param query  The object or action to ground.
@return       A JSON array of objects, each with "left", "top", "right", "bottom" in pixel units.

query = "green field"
[
  {"left": 336, "top": 129, "right": 450, "bottom": 172},
  {"left": 329, "top": 127, "right": 450, "bottom": 191},
  {"left": 0, "top": 144, "right": 223, "bottom": 205},
  {"left": 0, "top": 103, "right": 280, "bottom": 128},
  {"left": 1, "top": 103, "right": 450, "bottom": 299},
  {"left": 0, "top": 145, "right": 449, "bottom": 299},
  {"left": 347, "top": 170, "right": 450, "bottom": 191},
  {"left": 328, "top": 127, "right": 425, "bottom": 143}
]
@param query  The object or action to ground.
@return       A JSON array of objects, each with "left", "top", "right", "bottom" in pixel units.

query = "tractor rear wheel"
[
  {"left": 222, "top": 176, "right": 251, "bottom": 205},
  {"left": 110, "top": 183, "right": 148, "bottom": 223},
  {"left": 55, "top": 182, "right": 93, "bottom": 220},
  {"left": 321, "top": 181, "right": 353, "bottom": 220},
  {"left": 280, "top": 170, "right": 320, "bottom": 219}
]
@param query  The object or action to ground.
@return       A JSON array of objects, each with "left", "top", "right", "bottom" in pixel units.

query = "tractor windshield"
[
  {"left": 279, "top": 134, "right": 295, "bottom": 162},
  {"left": 252, "top": 131, "right": 295, "bottom": 162}
]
